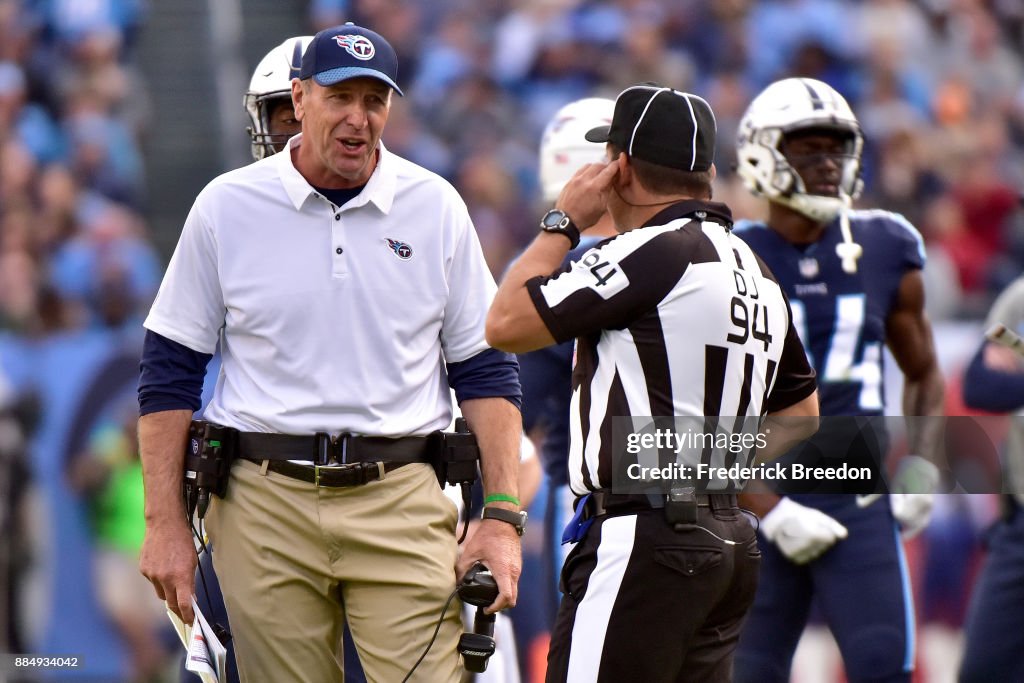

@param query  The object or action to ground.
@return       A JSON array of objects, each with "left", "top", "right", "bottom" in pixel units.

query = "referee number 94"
[{"left": 726, "top": 270, "right": 772, "bottom": 351}]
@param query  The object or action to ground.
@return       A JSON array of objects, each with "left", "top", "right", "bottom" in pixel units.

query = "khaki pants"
[{"left": 206, "top": 460, "right": 462, "bottom": 683}]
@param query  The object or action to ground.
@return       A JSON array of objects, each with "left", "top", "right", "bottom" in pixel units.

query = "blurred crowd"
[
  {"left": 0, "top": 0, "right": 1021, "bottom": 680},
  {"left": 312, "top": 0, "right": 1024, "bottom": 321},
  {"left": 0, "top": 0, "right": 157, "bottom": 339},
  {"left": 0, "top": 0, "right": 1022, "bottom": 340}
]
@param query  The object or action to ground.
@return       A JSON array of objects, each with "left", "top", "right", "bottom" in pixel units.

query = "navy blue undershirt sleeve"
[
  {"left": 447, "top": 348, "right": 522, "bottom": 410},
  {"left": 962, "top": 342, "right": 1024, "bottom": 413},
  {"left": 138, "top": 330, "right": 214, "bottom": 416}
]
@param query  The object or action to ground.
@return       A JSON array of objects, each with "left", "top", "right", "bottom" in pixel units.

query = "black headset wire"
[
  {"left": 401, "top": 586, "right": 460, "bottom": 683},
  {"left": 458, "top": 483, "right": 472, "bottom": 544},
  {"left": 188, "top": 511, "right": 232, "bottom": 642},
  {"left": 740, "top": 506, "right": 760, "bottom": 532},
  {"left": 190, "top": 515, "right": 212, "bottom": 604}
]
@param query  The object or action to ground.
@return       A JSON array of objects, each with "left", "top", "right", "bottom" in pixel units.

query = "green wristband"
[{"left": 484, "top": 493, "right": 520, "bottom": 507}]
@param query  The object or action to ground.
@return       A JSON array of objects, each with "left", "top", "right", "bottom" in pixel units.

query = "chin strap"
[{"left": 834, "top": 191, "right": 862, "bottom": 274}]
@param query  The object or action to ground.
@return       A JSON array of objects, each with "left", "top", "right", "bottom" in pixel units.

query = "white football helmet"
[
  {"left": 736, "top": 78, "right": 864, "bottom": 223},
  {"left": 539, "top": 97, "right": 615, "bottom": 203},
  {"left": 244, "top": 36, "right": 313, "bottom": 161}
]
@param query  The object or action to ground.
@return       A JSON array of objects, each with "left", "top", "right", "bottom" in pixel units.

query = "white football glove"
[
  {"left": 760, "top": 497, "right": 849, "bottom": 564},
  {"left": 889, "top": 455, "right": 940, "bottom": 539}
]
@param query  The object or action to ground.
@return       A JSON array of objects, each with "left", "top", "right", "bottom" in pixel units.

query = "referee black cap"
[
  {"left": 300, "top": 22, "right": 403, "bottom": 96},
  {"left": 586, "top": 84, "right": 716, "bottom": 172}
]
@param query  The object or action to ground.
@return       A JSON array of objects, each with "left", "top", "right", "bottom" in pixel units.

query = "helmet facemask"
[
  {"left": 245, "top": 91, "right": 295, "bottom": 161},
  {"left": 244, "top": 36, "right": 313, "bottom": 161},
  {"left": 778, "top": 125, "right": 863, "bottom": 222}
]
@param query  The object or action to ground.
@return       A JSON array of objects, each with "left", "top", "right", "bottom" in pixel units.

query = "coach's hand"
[
  {"left": 889, "top": 455, "right": 939, "bottom": 539},
  {"left": 456, "top": 516, "right": 522, "bottom": 614},
  {"left": 140, "top": 517, "right": 198, "bottom": 625},
  {"left": 761, "top": 497, "right": 848, "bottom": 564}
]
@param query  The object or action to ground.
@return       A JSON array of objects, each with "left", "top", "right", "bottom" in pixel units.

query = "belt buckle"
[
  {"left": 314, "top": 462, "right": 357, "bottom": 487},
  {"left": 315, "top": 463, "right": 349, "bottom": 487},
  {"left": 313, "top": 461, "right": 384, "bottom": 488}
]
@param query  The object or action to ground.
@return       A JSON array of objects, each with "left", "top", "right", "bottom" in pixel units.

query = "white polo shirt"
[{"left": 144, "top": 136, "right": 496, "bottom": 436}]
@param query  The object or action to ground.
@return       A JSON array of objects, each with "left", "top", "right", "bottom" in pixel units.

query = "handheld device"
[
  {"left": 401, "top": 562, "right": 501, "bottom": 682},
  {"left": 456, "top": 563, "right": 499, "bottom": 673}
]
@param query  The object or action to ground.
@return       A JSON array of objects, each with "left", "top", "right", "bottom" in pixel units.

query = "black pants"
[{"left": 546, "top": 503, "right": 761, "bottom": 683}]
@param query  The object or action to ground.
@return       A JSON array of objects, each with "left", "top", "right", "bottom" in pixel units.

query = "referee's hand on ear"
[{"left": 555, "top": 160, "right": 619, "bottom": 232}]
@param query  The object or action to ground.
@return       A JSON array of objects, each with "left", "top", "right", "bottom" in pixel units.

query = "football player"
[
  {"left": 731, "top": 78, "right": 945, "bottom": 683},
  {"left": 959, "top": 279, "right": 1024, "bottom": 682},
  {"left": 243, "top": 36, "right": 312, "bottom": 159}
]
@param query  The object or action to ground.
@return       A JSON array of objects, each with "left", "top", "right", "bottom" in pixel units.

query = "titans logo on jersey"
[{"left": 735, "top": 210, "right": 925, "bottom": 416}]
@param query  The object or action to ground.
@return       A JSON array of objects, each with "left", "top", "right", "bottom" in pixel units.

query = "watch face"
[{"left": 541, "top": 210, "right": 568, "bottom": 230}]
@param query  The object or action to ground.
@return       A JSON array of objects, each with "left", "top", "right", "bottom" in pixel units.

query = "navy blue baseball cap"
[{"left": 299, "top": 22, "right": 403, "bottom": 96}]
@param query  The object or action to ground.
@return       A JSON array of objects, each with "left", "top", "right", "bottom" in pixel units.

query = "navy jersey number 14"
[{"left": 735, "top": 210, "right": 925, "bottom": 417}]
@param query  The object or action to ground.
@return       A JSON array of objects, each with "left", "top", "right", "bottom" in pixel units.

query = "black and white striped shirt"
[{"left": 527, "top": 200, "right": 816, "bottom": 495}]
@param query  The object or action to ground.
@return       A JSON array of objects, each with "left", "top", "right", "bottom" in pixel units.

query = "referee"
[{"left": 487, "top": 84, "right": 819, "bottom": 683}]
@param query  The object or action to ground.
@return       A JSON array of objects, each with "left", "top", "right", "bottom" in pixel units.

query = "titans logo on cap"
[
  {"left": 334, "top": 34, "right": 375, "bottom": 60},
  {"left": 385, "top": 238, "right": 413, "bottom": 260}
]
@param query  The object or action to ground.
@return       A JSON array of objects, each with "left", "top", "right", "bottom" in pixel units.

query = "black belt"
[
  {"left": 237, "top": 431, "right": 437, "bottom": 465},
  {"left": 584, "top": 489, "right": 738, "bottom": 519},
  {"left": 242, "top": 459, "right": 411, "bottom": 487},
  {"left": 237, "top": 431, "right": 436, "bottom": 488}
]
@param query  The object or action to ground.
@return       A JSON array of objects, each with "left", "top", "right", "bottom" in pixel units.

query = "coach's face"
[{"left": 292, "top": 76, "right": 392, "bottom": 188}]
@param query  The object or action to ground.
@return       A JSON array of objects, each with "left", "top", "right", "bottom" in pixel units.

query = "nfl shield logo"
[{"left": 798, "top": 257, "right": 819, "bottom": 279}]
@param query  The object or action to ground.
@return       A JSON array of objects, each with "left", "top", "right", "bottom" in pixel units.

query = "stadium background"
[{"left": 0, "top": 0, "right": 1021, "bottom": 680}]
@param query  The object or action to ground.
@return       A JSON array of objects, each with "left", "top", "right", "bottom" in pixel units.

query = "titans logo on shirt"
[{"left": 385, "top": 237, "right": 413, "bottom": 260}]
